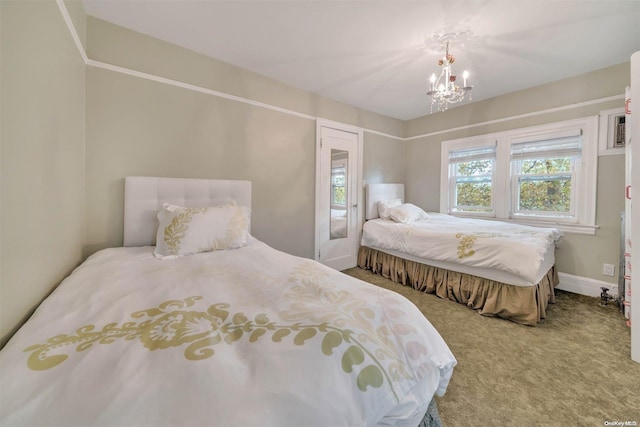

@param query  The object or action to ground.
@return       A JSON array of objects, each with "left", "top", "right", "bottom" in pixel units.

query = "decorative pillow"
[
  {"left": 388, "top": 203, "right": 429, "bottom": 224},
  {"left": 154, "top": 201, "right": 251, "bottom": 259},
  {"left": 377, "top": 198, "right": 403, "bottom": 220}
]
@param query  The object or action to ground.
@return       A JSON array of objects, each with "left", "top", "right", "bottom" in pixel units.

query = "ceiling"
[{"left": 82, "top": 0, "right": 640, "bottom": 121}]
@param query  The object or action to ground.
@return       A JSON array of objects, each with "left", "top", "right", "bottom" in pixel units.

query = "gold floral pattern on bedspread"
[
  {"left": 23, "top": 263, "right": 424, "bottom": 401},
  {"left": 455, "top": 230, "right": 543, "bottom": 259},
  {"left": 455, "top": 233, "right": 478, "bottom": 258}
]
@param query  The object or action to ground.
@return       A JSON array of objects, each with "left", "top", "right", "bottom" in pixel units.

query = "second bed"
[{"left": 358, "top": 184, "right": 563, "bottom": 326}]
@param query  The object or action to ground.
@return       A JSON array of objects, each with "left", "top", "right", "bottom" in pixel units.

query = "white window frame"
[
  {"left": 330, "top": 164, "right": 346, "bottom": 207},
  {"left": 440, "top": 116, "right": 599, "bottom": 235},
  {"left": 441, "top": 137, "right": 500, "bottom": 218}
]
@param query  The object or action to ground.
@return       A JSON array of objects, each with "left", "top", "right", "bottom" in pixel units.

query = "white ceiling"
[{"left": 82, "top": 0, "right": 640, "bottom": 120}]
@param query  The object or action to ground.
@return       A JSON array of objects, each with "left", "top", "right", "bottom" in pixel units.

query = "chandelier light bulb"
[{"left": 429, "top": 73, "right": 436, "bottom": 92}]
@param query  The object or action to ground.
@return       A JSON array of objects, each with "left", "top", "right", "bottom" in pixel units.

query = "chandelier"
[{"left": 427, "top": 36, "right": 473, "bottom": 113}]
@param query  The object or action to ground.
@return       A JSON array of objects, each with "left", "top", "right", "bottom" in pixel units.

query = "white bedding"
[
  {"left": 0, "top": 239, "right": 456, "bottom": 427},
  {"left": 331, "top": 215, "right": 348, "bottom": 238},
  {"left": 361, "top": 213, "right": 562, "bottom": 285}
]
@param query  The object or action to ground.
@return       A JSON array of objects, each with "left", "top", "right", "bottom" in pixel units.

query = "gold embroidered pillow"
[{"left": 154, "top": 202, "right": 250, "bottom": 259}]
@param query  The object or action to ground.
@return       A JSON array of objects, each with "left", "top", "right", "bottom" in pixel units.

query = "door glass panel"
[{"left": 330, "top": 149, "right": 348, "bottom": 240}]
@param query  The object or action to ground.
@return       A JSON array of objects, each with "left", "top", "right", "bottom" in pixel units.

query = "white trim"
[
  {"left": 363, "top": 128, "right": 404, "bottom": 141},
  {"left": 439, "top": 136, "right": 499, "bottom": 215},
  {"left": 55, "top": 0, "right": 623, "bottom": 144},
  {"left": 557, "top": 272, "right": 618, "bottom": 298},
  {"left": 87, "top": 59, "right": 317, "bottom": 121},
  {"left": 55, "top": 0, "right": 88, "bottom": 63},
  {"left": 504, "top": 219, "right": 599, "bottom": 235},
  {"left": 406, "top": 94, "right": 624, "bottom": 141}
]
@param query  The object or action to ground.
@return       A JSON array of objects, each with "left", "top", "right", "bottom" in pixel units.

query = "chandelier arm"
[{"left": 427, "top": 38, "right": 473, "bottom": 112}]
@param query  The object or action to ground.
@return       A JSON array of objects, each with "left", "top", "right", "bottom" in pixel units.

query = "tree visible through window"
[
  {"left": 331, "top": 167, "right": 346, "bottom": 205},
  {"left": 440, "top": 116, "right": 598, "bottom": 233},
  {"left": 449, "top": 145, "right": 495, "bottom": 214},
  {"left": 510, "top": 135, "right": 580, "bottom": 218},
  {"left": 516, "top": 158, "right": 572, "bottom": 213},
  {"left": 454, "top": 159, "right": 493, "bottom": 212}
]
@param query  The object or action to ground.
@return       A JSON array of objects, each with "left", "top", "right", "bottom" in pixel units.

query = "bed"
[
  {"left": 358, "top": 183, "right": 562, "bottom": 326},
  {"left": 0, "top": 177, "right": 456, "bottom": 427}
]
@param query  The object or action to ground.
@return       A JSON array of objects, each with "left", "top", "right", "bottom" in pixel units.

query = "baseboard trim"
[{"left": 557, "top": 272, "right": 618, "bottom": 298}]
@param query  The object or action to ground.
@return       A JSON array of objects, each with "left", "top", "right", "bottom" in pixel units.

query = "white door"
[{"left": 315, "top": 122, "right": 362, "bottom": 270}]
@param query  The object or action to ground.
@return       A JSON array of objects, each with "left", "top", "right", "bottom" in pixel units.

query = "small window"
[
  {"left": 448, "top": 146, "right": 495, "bottom": 214},
  {"left": 331, "top": 166, "right": 346, "bottom": 206}
]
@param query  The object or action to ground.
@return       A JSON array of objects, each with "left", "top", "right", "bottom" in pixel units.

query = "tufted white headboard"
[
  {"left": 123, "top": 176, "right": 252, "bottom": 247},
  {"left": 365, "top": 183, "right": 405, "bottom": 220}
]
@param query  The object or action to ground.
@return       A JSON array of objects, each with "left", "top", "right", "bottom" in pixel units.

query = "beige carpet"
[{"left": 342, "top": 267, "right": 640, "bottom": 427}]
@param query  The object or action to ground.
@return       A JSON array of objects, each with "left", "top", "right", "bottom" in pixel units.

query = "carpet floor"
[{"left": 342, "top": 267, "right": 640, "bottom": 427}]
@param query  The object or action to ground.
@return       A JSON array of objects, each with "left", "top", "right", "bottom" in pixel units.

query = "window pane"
[
  {"left": 332, "top": 174, "right": 345, "bottom": 186},
  {"left": 518, "top": 178, "right": 571, "bottom": 213},
  {"left": 455, "top": 182, "right": 492, "bottom": 211},
  {"left": 521, "top": 157, "right": 571, "bottom": 174},
  {"left": 333, "top": 186, "right": 345, "bottom": 204},
  {"left": 453, "top": 159, "right": 493, "bottom": 212},
  {"left": 456, "top": 159, "right": 493, "bottom": 176},
  {"left": 331, "top": 166, "right": 346, "bottom": 206}
]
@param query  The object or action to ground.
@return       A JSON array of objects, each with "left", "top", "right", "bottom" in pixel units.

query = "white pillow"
[
  {"left": 388, "top": 203, "right": 429, "bottom": 224},
  {"left": 377, "top": 198, "right": 403, "bottom": 220},
  {"left": 154, "top": 201, "right": 251, "bottom": 259}
]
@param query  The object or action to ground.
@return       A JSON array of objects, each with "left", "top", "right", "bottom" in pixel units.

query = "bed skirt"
[{"left": 357, "top": 246, "right": 559, "bottom": 326}]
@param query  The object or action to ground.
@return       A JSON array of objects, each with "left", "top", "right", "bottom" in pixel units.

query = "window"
[
  {"left": 510, "top": 135, "right": 580, "bottom": 219},
  {"left": 448, "top": 145, "right": 496, "bottom": 215},
  {"left": 331, "top": 166, "right": 346, "bottom": 206},
  {"left": 440, "top": 117, "right": 598, "bottom": 234}
]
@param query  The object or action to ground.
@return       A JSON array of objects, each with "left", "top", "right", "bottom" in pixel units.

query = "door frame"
[{"left": 314, "top": 119, "right": 364, "bottom": 266}]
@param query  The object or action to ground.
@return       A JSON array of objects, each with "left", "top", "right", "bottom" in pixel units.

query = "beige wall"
[
  {"left": 363, "top": 132, "right": 405, "bottom": 186},
  {"left": 85, "top": 67, "right": 317, "bottom": 257},
  {"left": 404, "top": 63, "right": 629, "bottom": 283},
  {"left": 1, "top": 0, "right": 86, "bottom": 344},
  {"left": 84, "top": 17, "right": 406, "bottom": 259}
]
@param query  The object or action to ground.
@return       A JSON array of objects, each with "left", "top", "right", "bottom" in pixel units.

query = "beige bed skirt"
[{"left": 357, "top": 246, "right": 559, "bottom": 326}]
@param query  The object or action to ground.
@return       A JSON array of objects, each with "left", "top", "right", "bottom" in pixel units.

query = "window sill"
[
  {"left": 446, "top": 213, "right": 598, "bottom": 235},
  {"left": 506, "top": 218, "right": 597, "bottom": 235}
]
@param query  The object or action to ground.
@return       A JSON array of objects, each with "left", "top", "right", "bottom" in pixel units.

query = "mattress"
[
  {"left": 0, "top": 239, "right": 456, "bottom": 427},
  {"left": 361, "top": 214, "right": 562, "bottom": 286}
]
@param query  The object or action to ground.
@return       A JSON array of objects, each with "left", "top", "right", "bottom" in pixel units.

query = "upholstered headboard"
[
  {"left": 365, "top": 183, "right": 405, "bottom": 220},
  {"left": 123, "top": 176, "right": 252, "bottom": 247}
]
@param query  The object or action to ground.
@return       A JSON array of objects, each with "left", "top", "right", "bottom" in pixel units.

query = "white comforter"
[
  {"left": 361, "top": 214, "right": 563, "bottom": 284},
  {"left": 0, "top": 240, "right": 456, "bottom": 427}
]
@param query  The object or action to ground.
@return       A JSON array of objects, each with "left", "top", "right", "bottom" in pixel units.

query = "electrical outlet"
[{"left": 602, "top": 263, "right": 615, "bottom": 277}]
